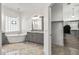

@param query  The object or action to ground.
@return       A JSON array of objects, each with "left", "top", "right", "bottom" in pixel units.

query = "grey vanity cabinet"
[{"left": 27, "top": 32, "right": 43, "bottom": 45}]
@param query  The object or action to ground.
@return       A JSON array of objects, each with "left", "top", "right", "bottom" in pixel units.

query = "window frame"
[{"left": 4, "top": 16, "right": 21, "bottom": 34}]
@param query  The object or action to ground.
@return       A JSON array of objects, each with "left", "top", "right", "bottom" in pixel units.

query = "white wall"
[
  {"left": 2, "top": 6, "right": 26, "bottom": 43},
  {"left": 0, "top": 3, "right": 2, "bottom": 54},
  {"left": 50, "top": 3, "right": 64, "bottom": 46},
  {"left": 51, "top": 3, "right": 63, "bottom": 21},
  {"left": 51, "top": 22, "right": 64, "bottom": 46},
  {"left": 43, "top": 4, "right": 52, "bottom": 55},
  {"left": 2, "top": 4, "right": 50, "bottom": 35},
  {"left": 63, "top": 3, "right": 79, "bottom": 21},
  {"left": 20, "top": 4, "right": 49, "bottom": 35},
  {"left": 2, "top": 5, "right": 20, "bottom": 33}
]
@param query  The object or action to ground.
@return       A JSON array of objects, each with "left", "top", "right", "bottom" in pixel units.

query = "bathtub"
[{"left": 6, "top": 34, "right": 26, "bottom": 43}]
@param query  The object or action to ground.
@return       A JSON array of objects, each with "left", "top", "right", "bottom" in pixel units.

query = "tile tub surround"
[{"left": 2, "top": 42, "right": 43, "bottom": 55}]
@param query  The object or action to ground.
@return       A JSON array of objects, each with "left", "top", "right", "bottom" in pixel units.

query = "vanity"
[{"left": 27, "top": 31, "right": 44, "bottom": 45}]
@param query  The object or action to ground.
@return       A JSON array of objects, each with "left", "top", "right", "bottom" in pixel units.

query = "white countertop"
[{"left": 28, "top": 31, "right": 44, "bottom": 33}]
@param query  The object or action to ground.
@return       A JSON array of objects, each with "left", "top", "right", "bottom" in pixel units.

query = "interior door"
[{"left": 51, "top": 21, "right": 64, "bottom": 46}]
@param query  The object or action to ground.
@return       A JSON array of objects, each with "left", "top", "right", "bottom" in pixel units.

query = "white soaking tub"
[{"left": 6, "top": 34, "right": 26, "bottom": 43}]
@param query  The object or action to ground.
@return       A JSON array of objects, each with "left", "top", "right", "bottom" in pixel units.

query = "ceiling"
[
  {"left": 2, "top": 3, "right": 50, "bottom": 12},
  {"left": 64, "top": 3, "right": 79, "bottom": 8},
  {"left": 3, "top": 3, "right": 79, "bottom": 11}
]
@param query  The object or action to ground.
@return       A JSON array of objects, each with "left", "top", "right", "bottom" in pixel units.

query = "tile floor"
[
  {"left": 52, "top": 44, "right": 79, "bottom": 55},
  {"left": 2, "top": 42, "right": 43, "bottom": 55},
  {"left": 2, "top": 34, "right": 79, "bottom": 55},
  {"left": 52, "top": 34, "right": 79, "bottom": 55}
]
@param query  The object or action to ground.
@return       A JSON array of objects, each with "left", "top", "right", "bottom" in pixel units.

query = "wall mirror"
[{"left": 32, "top": 15, "right": 44, "bottom": 31}]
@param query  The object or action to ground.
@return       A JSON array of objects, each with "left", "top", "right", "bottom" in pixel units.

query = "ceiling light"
[
  {"left": 72, "top": 8, "right": 75, "bottom": 18},
  {"left": 72, "top": 15, "right": 75, "bottom": 18}
]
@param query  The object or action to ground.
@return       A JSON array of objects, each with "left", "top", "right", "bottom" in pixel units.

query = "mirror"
[{"left": 32, "top": 15, "right": 44, "bottom": 31}]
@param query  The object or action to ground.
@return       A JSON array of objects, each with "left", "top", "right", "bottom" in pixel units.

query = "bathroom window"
[{"left": 5, "top": 16, "right": 20, "bottom": 33}]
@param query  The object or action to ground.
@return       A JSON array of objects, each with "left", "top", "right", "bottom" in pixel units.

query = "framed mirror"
[{"left": 32, "top": 15, "right": 44, "bottom": 31}]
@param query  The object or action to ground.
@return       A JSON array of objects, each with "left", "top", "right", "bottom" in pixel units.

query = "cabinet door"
[
  {"left": 32, "top": 33, "right": 37, "bottom": 43},
  {"left": 27, "top": 32, "right": 32, "bottom": 42},
  {"left": 34, "top": 33, "right": 43, "bottom": 44},
  {"left": 27, "top": 32, "right": 43, "bottom": 44}
]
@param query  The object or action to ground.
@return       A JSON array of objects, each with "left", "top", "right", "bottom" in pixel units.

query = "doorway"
[
  {"left": 63, "top": 21, "right": 79, "bottom": 55},
  {"left": 49, "top": 3, "right": 79, "bottom": 55}
]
